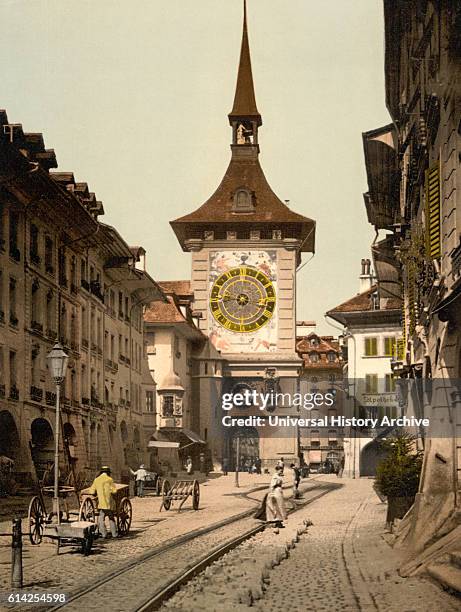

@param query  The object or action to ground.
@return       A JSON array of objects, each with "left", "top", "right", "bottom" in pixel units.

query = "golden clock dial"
[{"left": 209, "top": 266, "right": 276, "bottom": 333}]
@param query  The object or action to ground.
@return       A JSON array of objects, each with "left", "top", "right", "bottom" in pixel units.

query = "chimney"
[{"left": 359, "top": 258, "right": 373, "bottom": 293}]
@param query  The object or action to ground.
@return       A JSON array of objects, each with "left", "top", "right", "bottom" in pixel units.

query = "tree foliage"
[{"left": 374, "top": 433, "right": 423, "bottom": 498}]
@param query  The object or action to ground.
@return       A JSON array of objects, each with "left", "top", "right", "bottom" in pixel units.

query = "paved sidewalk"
[{"left": 258, "top": 476, "right": 459, "bottom": 612}]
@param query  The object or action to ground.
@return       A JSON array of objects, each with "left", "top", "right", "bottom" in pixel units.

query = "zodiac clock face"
[{"left": 209, "top": 266, "right": 276, "bottom": 333}]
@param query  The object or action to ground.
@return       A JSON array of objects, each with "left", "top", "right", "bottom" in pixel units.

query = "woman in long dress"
[{"left": 266, "top": 465, "right": 287, "bottom": 527}]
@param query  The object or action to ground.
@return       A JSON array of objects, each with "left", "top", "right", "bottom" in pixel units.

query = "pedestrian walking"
[
  {"left": 276, "top": 457, "right": 285, "bottom": 474},
  {"left": 88, "top": 465, "right": 118, "bottom": 538},
  {"left": 130, "top": 464, "right": 148, "bottom": 497},
  {"left": 185, "top": 456, "right": 193, "bottom": 475},
  {"left": 266, "top": 465, "right": 287, "bottom": 530},
  {"left": 337, "top": 455, "right": 345, "bottom": 478},
  {"left": 255, "top": 457, "right": 262, "bottom": 475},
  {"left": 290, "top": 463, "right": 301, "bottom": 497}
]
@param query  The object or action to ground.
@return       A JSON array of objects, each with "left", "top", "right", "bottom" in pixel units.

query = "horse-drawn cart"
[
  {"left": 160, "top": 479, "right": 200, "bottom": 512},
  {"left": 79, "top": 483, "right": 133, "bottom": 536}
]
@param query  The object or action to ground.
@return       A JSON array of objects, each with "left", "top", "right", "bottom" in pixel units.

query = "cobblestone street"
[
  {"left": 162, "top": 476, "right": 460, "bottom": 612},
  {"left": 0, "top": 473, "right": 274, "bottom": 607}
]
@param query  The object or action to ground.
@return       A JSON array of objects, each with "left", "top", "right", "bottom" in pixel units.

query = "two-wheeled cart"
[
  {"left": 78, "top": 483, "right": 132, "bottom": 536},
  {"left": 160, "top": 479, "right": 200, "bottom": 512}
]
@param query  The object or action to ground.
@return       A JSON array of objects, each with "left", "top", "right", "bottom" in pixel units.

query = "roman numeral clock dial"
[{"left": 209, "top": 266, "right": 276, "bottom": 333}]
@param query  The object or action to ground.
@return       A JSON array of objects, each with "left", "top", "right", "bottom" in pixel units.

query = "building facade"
[
  {"left": 0, "top": 111, "right": 163, "bottom": 487},
  {"left": 359, "top": 0, "right": 461, "bottom": 568},
  {"left": 295, "top": 332, "right": 344, "bottom": 471},
  {"left": 326, "top": 260, "right": 402, "bottom": 477},
  {"left": 169, "top": 3, "right": 316, "bottom": 469},
  {"left": 144, "top": 281, "right": 225, "bottom": 472}
]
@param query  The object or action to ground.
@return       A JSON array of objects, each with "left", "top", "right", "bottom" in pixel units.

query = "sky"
[{"left": 0, "top": 0, "right": 391, "bottom": 335}]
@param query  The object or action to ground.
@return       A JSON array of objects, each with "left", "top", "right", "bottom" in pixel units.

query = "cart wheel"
[
  {"left": 155, "top": 477, "right": 162, "bottom": 497},
  {"left": 28, "top": 496, "right": 45, "bottom": 545},
  {"left": 117, "top": 498, "right": 132, "bottom": 536},
  {"left": 78, "top": 497, "right": 96, "bottom": 523},
  {"left": 80, "top": 531, "right": 94, "bottom": 556},
  {"left": 192, "top": 480, "right": 200, "bottom": 511},
  {"left": 162, "top": 479, "right": 172, "bottom": 510}
]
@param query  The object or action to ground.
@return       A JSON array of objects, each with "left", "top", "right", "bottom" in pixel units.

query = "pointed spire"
[{"left": 228, "top": 0, "right": 262, "bottom": 126}]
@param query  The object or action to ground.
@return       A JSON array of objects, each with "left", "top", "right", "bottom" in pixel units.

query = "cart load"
[{"left": 79, "top": 483, "right": 132, "bottom": 536}]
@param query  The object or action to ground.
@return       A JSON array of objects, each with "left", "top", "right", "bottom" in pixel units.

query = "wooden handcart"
[
  {"left": 78, "top": 483, "right": 133, "bottom": 536},
  {"left": 27, "top": 481, "right": 96, "bottom": 555},
  {"left": 160, "top": 479, "right": 200, "bottom": 513}
]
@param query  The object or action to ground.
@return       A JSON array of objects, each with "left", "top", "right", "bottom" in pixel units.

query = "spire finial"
[{"left": 228, "top": 0, "right": 262, "bottom": 128}]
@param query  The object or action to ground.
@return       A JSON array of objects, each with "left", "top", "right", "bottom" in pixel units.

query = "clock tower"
[{"left": 171, "top": 1, "right": 316, "bottom": 468}]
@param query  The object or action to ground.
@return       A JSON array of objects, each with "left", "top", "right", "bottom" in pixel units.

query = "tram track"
[{"left": 44, "top": 480, "right": 338, "bottom": 612}]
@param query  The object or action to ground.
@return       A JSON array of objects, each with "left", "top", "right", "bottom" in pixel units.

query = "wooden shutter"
[{"left": 425, "top": 161, "right": 441, "bottom": 259}]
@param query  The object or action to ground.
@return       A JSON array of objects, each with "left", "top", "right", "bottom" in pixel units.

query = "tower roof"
[{"left": 228, "top": 0, "right": 262, "bottom": 126}]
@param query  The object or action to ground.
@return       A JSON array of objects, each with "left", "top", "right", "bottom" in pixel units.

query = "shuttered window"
[
  {"left": 364, "top": 337, "right": 378, "bottom": 356},
  {"left": 365, "top": 374, "right": 378, "bottom": 394},
  {"left": 425, "top": 161, "right": 441, "bottom": 259},
  {"left": 383, "top": 337, "right": 396, "bottom": 357}
]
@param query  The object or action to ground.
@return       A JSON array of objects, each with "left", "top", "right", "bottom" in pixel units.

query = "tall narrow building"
[{"left": 171, "top": 2, "right": 316, "bottom": 467}]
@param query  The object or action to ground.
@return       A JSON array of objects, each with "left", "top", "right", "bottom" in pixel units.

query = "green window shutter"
[
  {"left": 384, "top": 337, "right": 395, "bottom": 357},
  {"left": 365, "top": 337, "right": 378, "bottom": 356},
  {"left": 365, "top": 374, "right": 378, "bottom": 394},
  {"left": 425, "top": 161, "right": 441, "bottom": 260}
]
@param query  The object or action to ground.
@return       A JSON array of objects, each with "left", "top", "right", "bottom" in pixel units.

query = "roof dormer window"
[{"left": 232, "top": 187, "right": 254, "bottom": 213}]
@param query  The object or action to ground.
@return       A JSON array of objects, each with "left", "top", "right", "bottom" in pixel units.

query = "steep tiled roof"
[
  {"left": 144, "top": 296, "right": 187, "bottom": 324},
  {"left": 171, "top": 157, "right": 316, "bottom": 251},
  {"left": 327, "top": 286, "right": 401, "bottom": 314},
  {"left": 0, "top": 110, "right": 57, "bottom": 170},
  {"left": 296, "top": 333, "right": 342, "bottom": 370},
  {"left": 159, "top": 281, "right": 192, "bottom": 297}
]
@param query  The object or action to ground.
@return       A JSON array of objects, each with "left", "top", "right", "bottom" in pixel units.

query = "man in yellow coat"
[{"left": 88, "top": 466, "right": 118, "bottom": 538}]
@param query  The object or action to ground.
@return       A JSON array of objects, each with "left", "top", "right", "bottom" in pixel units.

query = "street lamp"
[{"left": 47, "top": 342, "right": 69, "bottom": 523}]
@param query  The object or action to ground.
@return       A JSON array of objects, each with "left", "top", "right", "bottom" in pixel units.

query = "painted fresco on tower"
[{"left": 208, "top": 250, "right": 278, "bottom": 353}]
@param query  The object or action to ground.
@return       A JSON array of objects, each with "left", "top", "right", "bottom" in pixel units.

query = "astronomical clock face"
[{"left": 209, "top": 266, "right": 276, "bottom": 333}]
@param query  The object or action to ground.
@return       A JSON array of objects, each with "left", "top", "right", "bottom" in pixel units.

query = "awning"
[
  {"left": 182, "top": 429, "right": 206, "bottom": 444},
  {"left": 148, "top": 441, "right": 180, "bottom": 449}
]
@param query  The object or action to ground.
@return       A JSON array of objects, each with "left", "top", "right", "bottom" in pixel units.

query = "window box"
[
  {"left": 30, "top": 386, "right": 43, "bottom": 402},
  {"left": 9, "top": 385, "right": 19, "bottom": 401},
  {"left": 46, "top": 391, "right": 56, "bottom": 406},
  {"left": 47, "top": 329, "right": 57, "bottom": 340},
  {"left": 9, "top": 246, "right": 20, "bottom": 262},
  {"left": 30, "top": 252, "right": 41, "bottom": 265},
  {"left": 59, "top": 275, "right": 68, "bottom": 288},
  {"left": 31, "top": 321, "right": 43, "bottom": 333}
]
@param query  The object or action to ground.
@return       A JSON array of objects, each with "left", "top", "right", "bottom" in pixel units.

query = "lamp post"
[
  {"left": 47, "top": 343, "right": 69, "bottom": 524},
  {"left": 234, "top": 434, "right": 240, "bottom": 488}
]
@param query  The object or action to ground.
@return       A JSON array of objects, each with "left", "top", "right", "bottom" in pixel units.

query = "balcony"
[
  {"left": 61, "top": 396, "right": 71, "bottom": 407},
  {"left": 119, "top": 354, "right": 126, "bottom": 363},
  {"left": 0, "top": 384, "right": 5, "bottom": 398},
  {"left": 90, "top": 281, "right": 104, "bottom": 303},
  {"left": 46, "top": 329, "right": 57, "bottom": 341},
  {"left": 91, "top": 342, "right": 97, "bottom": 352},
  {"left": 9, "top": 314, "right": 18, "bottom": 328},
  {"left": 59, "top": 275, "right": 68, "bottom": 289},
  {"left": 31, "top": 321, "right": 43, "bottom": 334},
  {"left": 45, "top": 391, "right": 56, "bottom": 406},
  {"left": 97, "top": 347, "right": 103, "bottom": 356},
  {"left": 119, "top": 398, "right": 126, "bottom": 407},
  {"left": 71, "top": 399, "right": 79, "bottom": 408},
  {"left": 30, "top": 252, "right": 41, "bottom": 266},
  {"left": 30, "top": 386, "right": 43, "bottom": 402},
  {"left": 9, "top": 385, "right": 19, "bottom": 401},
  {"left": 9, "top": 246, "right": 20, "bottom": 262}
]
